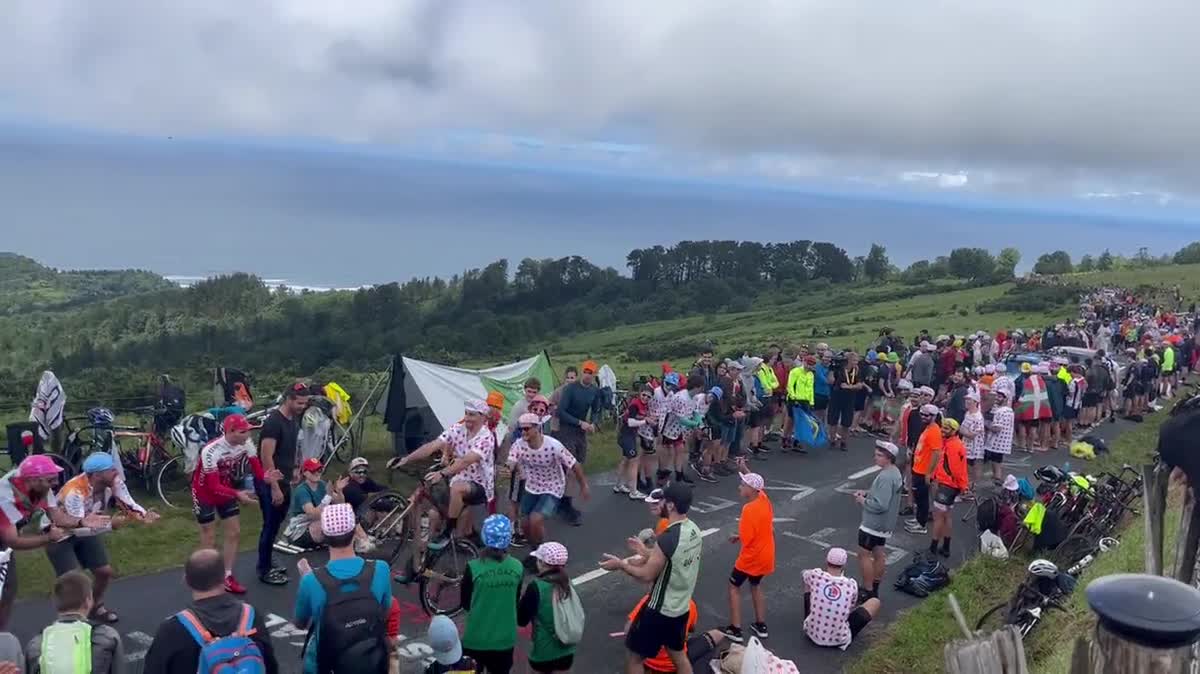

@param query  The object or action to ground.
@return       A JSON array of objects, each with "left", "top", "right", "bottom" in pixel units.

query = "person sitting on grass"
[
  {"left": 282, "top": 458, "right": 375, "bottom": 554},
  {"left": 26, "top": 571, "right": 125, "bottom": 674},
  {"left": 803, "top": 548, "right": 881, "bottom": 651}
]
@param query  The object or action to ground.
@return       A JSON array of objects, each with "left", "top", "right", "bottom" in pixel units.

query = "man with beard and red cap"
[{"left": 1, "top": 455, "right": 110, "bottom": 629}]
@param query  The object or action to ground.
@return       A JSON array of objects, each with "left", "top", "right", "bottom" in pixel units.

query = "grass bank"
[{"left": 850, "top": 412, "right": 1168, "bottom": 674}]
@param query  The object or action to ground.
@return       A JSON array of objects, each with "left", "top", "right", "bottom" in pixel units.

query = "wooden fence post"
[{"left": 1145, "top": 464, "right": 1170, "bottom": 576}]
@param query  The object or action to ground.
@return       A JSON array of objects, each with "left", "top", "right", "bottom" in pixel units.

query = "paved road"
[{"left": 13, "top": 420, "right": 1133, "bottom": 673}]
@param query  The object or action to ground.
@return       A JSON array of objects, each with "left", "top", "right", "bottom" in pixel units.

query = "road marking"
[
  {"left": 572, "top": 527, "right": 723, "bottom": 587},
  {"left": 265, "top": 613, "right": 290, "bottom": 628},
  {"left": 790, "top": 486, "right": 816, "bottom": 502},
  {"left": 782, "top": 527, "right": 836, "bottom": 549},
  {"left": 833, "top": 482, "right": 859, "bottom": 495},
  {"left": 691, "top": 496, "right": 737, "bottom": 514},
  {"left": 772, "top": 517, "right": 797, "bottom": 523},
  {"left": 848, "top": 466, "right": 882, "bottom": 480}
]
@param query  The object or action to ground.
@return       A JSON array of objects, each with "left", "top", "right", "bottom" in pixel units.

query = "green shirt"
[
  {"left": 462, "top": 556, "right": 524, "bottom": 651},
  {"left": 528, "top": 578, "right": 576, "bottom": 663},
  {"left": 648, "top": 518, "right": 703, "bottom": 617}
]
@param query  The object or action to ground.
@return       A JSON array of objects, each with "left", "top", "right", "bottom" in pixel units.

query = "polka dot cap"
[{"left": 321, "top": 502, "right": 356, "bottom": 537}]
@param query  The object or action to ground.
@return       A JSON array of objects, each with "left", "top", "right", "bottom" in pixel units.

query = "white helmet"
[{"left": 1028, "top": 559, "right": 1059, "bottom": 578}]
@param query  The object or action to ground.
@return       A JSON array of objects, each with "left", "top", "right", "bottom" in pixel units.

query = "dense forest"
[{"left": 0, "top": 239, "right": 1193, "bottom": 409}]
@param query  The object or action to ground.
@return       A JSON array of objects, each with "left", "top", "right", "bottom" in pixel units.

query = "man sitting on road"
[
  {"left": 389, "top": 398, "right": 496, "bottom": 552},
  {"left": 1, "top": 455, "right": 108, "bottom": 631},
  {"left": 803, "top": 548, "right": 881, "bottom": 651},
  {"left": 26, "top": 571, "right": 125, "bottom": 674},
  {"left": 49, "top": 452, "right": 161, "bottom": 624},
  {"left": 143, "top": 548, "right": 279, "bottom": 674}
]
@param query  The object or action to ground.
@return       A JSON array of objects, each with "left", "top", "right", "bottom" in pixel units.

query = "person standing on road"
[
  {"left": 904, "top": 404, "right": 943, "bottom": 536},
  {"left": 506, "top": 414, "right": 590, "bottom": 547},
  {"left": 256, "top": 382, "right": 308, "bottom": 586},
  {"left": 601, "top": 483, "right": 703, "bottom": 674},
  {"left": 929, "top": 418, "right": 968, "bottom": 559},
  {"left": 548, "top": 367, "right": 578, "bottom": 435},
  {"left": 555, "top": 361, "right": 602, "bottom": 526},
  {"left": 721, "top": 467, "right": 774, "bottom": 643},
  {"left": 191, "top": 413, "right": 269, "bottom": 595},
  {"left": 461, "top": 515, "right": 524, "bottom": 674},
  {"left": 856, "top": 441, "right": 902, "bottom": 600},
  {"left": 960, "top": 391, "right": 986, "bottom": 501},
  {"left": 784, "top": 355, "right": 815, "bottom": 452},
  {"left": 985, "top": 384, "right": 1016, "bottom": 486},
  {"left": 49, "top": 452, "right": 161, "bottom": 624},
  {"left": 143, "top": 548, "right": 279, "bottom": 674},
  {"left": 518, "top": 542, "right": 580, "bottom": 674}
]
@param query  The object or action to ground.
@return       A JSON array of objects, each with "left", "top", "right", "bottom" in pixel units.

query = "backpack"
[
  {"left": 39, "top": 620, "right": 92, "bottom": 674},
  {"left": 311, "top": 562, "right": 388, "bottom": 674},
  {"left": 975, "top": 496, "right": 999, "bottom": 533},
  {"left": 176, "top": 604, "right": 266, "bottom": 674},
  {"left": 551, "top": 584, "right": 586, "bottom": 645},
  {"left": 894, "top": 558, "right": 950, "bottom": 598}
]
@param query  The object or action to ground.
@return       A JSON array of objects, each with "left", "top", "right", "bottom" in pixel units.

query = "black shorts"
[
  {"left": 854, "top": 391, "right": 869, "bottom": 412},
  {"left": 857, "top": 529, "right": 887, "bottom": 551},
  {"left": 645, "top": 635, "right": 716, "bottom": 673},
  {"left": 849, "top": 606, "right": 873, "bottom": 637},
  {"left": 626, "top": 606, "right": 689, "bottom": 658},
  {"left": 194, "top": 493, "right": 239, "bottom": 525},
  {"left": 287, "top": 528, "right": 319, "bottom": 549},
  {"left": 530, "top": 654, "right": 574, "bottom": 673},
  {"left": 984, "top": 451, "right": 1005, "bottom": 464},
  {"left": 46, "top": 535, "right": 110, "bottom": 574},
  {"left": 463, "top": 647, "right": 514, "bottom": 673},
  {"left": 640, "top": 436, "right": 657, "bottom": 455},
  {"left": 618, "top": 433, "right": 639, "bottom": 459},
  {"left": 828, "top": 395, "right": 855, "bottom": 428},
  {"left": 813, "top": 394, "right": 829, "bottom": 411},
  {"left": 729, "top": 567, "right": 765, "bottom": 587},
  {"left": 431, "top": 480, "right": 488, "bottom": 509},
  {"left": 1082, "top": 392, "right": 1101, "bottom": 407},
  {"left": 933, "top": 484, "right": 960, "bottom": 509}
]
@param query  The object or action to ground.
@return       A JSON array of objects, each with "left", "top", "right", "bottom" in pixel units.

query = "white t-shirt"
[
  {"left": 438, "top": 423, "right": 496, "bottom": 501},
  {"left": 506, "top": 435, "right": 577, "bottom": 498},
  {"left": 803, "top": 568, "right": 859, "bottom": 649}
]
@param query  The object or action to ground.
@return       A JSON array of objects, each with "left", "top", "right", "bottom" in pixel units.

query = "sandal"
[{"left": 89, "top": 604, "right": 119, "bottom": 624}]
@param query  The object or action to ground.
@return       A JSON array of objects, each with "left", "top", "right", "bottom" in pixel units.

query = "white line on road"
[
  {"left": 847, "top": 466, "right": 882, "bottom": 480},
  {"left": 572, "top": 527, "right": 723, "bottom": 587},
  {"left": 772, "top": 517, "right": 797, "bottom": 523}
]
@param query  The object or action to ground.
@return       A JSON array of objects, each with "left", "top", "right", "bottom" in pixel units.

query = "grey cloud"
[{"left": 1, "top": 1, "right": 1198, "bottom": 191}]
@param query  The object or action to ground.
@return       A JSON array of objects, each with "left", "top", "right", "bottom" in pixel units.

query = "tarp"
[{"left": 382, "top": 352, "right": 558, "bottom": 440}]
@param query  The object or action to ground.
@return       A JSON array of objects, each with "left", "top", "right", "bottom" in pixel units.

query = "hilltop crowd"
[{"left": 0, "top": 284, "right": 1196, "bottom": 673}]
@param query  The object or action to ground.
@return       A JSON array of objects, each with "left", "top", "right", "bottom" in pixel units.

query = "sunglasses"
[{"left": 350, "top": 468, "right": 368, "bottom": 476}]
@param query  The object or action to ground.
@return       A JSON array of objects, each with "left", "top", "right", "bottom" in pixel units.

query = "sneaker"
[
  {"left": 698, "top": 470, "right": 719, "bottom": 484},
  {"left": 628, "top": 489, "right": 647, "bottom": 500},
  {"left": 689, "top": 460, "right": 704, "bottom": 475},
  {"left": 899, "top": 505, "right": 915, "bottom": 517},
  {"left": 613, "top": 484, "right": 630, "bottom": 494},
  {"left": 427, "top": 532, "right": 451, "bottom": 551},
  {"left": 258, "top": 568, "right": 288, "bottom": 586},
  {"left": 905, "top": 517, "right": 918, "bottom": 525},
  {"left": 757, "top": 444, "right": 772, "bottom": 454},
  {"left": 904, "top": 522, "right": 928, "bottom": 535},
  {"left": 751, "top": 622, "right": 769, "bottom": 639},
  {"left": 721, "top": 625, "right": 745, "bottom": 643},
  {"left": 223, "top": 575, "right": 247, "bottom": 595},
  {"left": 510, "top": 533, "right": 529, "bottom": 549}
]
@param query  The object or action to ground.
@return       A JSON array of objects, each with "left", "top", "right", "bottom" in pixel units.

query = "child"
[{"left": 722, "top": 464, "right": 775, "bottom": 643}]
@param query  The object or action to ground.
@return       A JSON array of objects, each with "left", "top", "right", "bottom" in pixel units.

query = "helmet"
[
  {"left": 170, "top": 423, "right": 188, "bottom": 451},
  {"left": 88, "top": 407, "right": 115, "bottom": 428},
  {"left": 1028, "top": 559, "right": 1059, "bottom": 578},
  {"left": 1034, "top": 465, "right": 1068, "bottom": 484}
]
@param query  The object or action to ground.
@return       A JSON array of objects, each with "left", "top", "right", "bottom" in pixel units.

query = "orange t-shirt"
[
  {"left": 933, "top": 436, "right": 969, "bottom": 491},
  {"left": 912, "top": 424, "right": 944, "bottom": 476},
  {"left": 734, "top": 491, "right": 775, "bottom": 577},
  {"left": 629, "top": 596, "right": 698, "bottom": 672}
]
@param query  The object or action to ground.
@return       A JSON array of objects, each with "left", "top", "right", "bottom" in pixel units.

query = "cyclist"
[
  {"left": 48, "top": 452, "right": 161, "bottom": 624},
  {"left": 389, "top": 398, "right": 495, "bottom": 551},
  {"left": 1, "top": 456, "right": 108, "bottom": 631},
  {"left": 192, "top": 414, "right": 276, "bottom": 595}
]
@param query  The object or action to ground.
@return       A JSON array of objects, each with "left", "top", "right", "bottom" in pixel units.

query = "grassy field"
[{"left": 848, "top": 410, "right": 1172, "bottom": 674}]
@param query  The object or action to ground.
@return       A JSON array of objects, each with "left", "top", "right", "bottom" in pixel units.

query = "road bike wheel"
[
  {"left": 419, "top": 538, "right": 479, "bottom": 617},
  {"left": 41, "top": 452, "right": 79, "bottom": 483},
  {"left": 975, "top": 601, "right": 1015, "bottom": 632},
  {"left": 156, "top": 455, "right": 191, "bottom": 509},
  {"left": 1053, "top": 534, "right": 1099, "bottom": 569}
]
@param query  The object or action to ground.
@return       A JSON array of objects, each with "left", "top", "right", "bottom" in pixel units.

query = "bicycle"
[
  {"left": 367, "top": 470, "right": 479, "bottom": 617},
  {"left": 976, "top": 544, "right": 1117, "bottom": 638},
  {"left": 155, "top": 405, "right": 274, "bottom": 509},
  {"left": 112, "top": 405, "right": 180, "bottom": 495}
]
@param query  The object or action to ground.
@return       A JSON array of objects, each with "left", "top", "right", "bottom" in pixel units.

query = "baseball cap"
[
  {"left": 662, "top": 482, "right": 694, "bottom": 514},
  {"left": 518, "top": 413, "right": 541, "bottom": 427},
  {"left": 920, "top": 404, "right": 940, "bottom": 416},
  {"left": 349, "top": 457, "right": 369, "bottom": 471},
  {"left": 643, "top": 488, "right": 664, "bottom": 504},
  {"left": 582, "top": 360, "right": 599, "bottom": 374},
  {"left": 320, "top": 503, "right": 356, "bottom": 538},
  {"left": 874, "top": 440, "right": 899, "bottom": 457},
  {"left": 529, "top": 394, "right": 549, "bottom": 408},
  {"left": 223, "top": 414, "right": 251, "bottom": 434},
  {"left": 984, "top": 364, "right": 996, "bottom": 374},
  {"left": 530, "top": 542, "right": 569, "bottom": 567},
  {"left": 427, "top": 615, "right": 463, "bottom": 666},
  {"left": 301, "top": 458, "right": 323, "bottom": 474},
  {"left": 827, "top": 547, "right": 849, "bottom": 567},
  {"left": 739, "top": 472, "right": 765, "bottom": 491},
  {"left": 18, "top": 455, "right": 63, "bottom": 479},
  {"left": 82, "top": 452, "right": 116, "bottom": 474},
  {"left": 465, "top": 398, "right": 489, "bottom": 415}
]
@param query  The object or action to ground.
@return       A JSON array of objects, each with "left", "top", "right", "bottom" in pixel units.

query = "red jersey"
[{"left": 191, "top": 437, "right": 264, "bottom": 506}]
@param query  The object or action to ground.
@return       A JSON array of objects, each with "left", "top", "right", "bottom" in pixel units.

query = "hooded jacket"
[{"left": 143, "top": 594, "right": 279, "bottom": 674}]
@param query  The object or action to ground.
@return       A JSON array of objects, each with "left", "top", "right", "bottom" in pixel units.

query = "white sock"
[{"left": 225, "top": 570, "right": 232, "bottom": 578}]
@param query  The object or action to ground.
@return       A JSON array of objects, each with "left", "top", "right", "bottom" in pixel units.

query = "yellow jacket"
[
  {"left": 756, "top": 364, "right": 779, "bottom": 395},
  {"left": 787, "top": 367, "right": 815, "bottom": 404}
]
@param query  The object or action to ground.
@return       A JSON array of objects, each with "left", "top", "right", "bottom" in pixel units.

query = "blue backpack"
[{"left": 176, "top": 604, "right": 266, "bottom": 674}]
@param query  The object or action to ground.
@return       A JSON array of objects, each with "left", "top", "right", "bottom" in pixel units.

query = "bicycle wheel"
[
  {"left": 975, "top": 601, "right": 1014, "bottom": 632},
  {"left": 42, "top": 452, "right": 79, "bottom": 483},
  {"left": 156, "top": 455, "right": 191, "bottom": 509},
  {"left": 1053, "top": 534, "right": 1099, "bottom": 569},
  {"left": 419, "top": 538, "right": 479, "bottom": 617}
]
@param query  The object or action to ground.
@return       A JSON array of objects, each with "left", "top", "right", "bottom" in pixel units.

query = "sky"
[{"left": 1, "top": 1, "right": 1199, "bottom": 285}]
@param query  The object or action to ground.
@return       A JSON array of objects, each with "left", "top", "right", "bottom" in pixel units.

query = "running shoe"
[
  {"left": 757, "top": 444, "right": 773, "bottom": 454},
  {"left": 224, "top": 575, "right": 247, "bottom": 595},
  {"left": 721, "top": 625, "right": 745, "bottom": 643},
  {"left": 698, "top": 470, "right": 718, "bottom": 484},
  {"left": 751, "top": 622, "right": 769, "bottom": 639},
  {"left": 614, "top": 484, "right": 630, "bottom": 494},
  {"left": 905, "top": 517, "right": 918, "bottom": 526},
  {"left": 510, "top": 533, "right": 529, "bottom": 549},
  {"left": 628, "top": 489, "right": 647, "bottom": 500},
  {"left": 688, "top": 459, "right": 704, "bottom": 476},
  {"left": 258, "top": 568, "right": 288, "bottom": 586},
  {"left": 904, "top": 521, "right": 928, "bottom": 535}
]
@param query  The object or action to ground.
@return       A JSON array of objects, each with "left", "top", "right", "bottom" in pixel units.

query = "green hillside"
[{"left": 0, "top": 252, "right": 174, "bottom": 315}]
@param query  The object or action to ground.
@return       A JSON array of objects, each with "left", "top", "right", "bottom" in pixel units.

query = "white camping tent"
[{"left": 380, "top": 351, "right": 559, "bottom": 451}]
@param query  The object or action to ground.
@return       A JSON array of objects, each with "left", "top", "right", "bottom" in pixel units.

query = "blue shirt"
[
  {"left": 813, "top": 364, "right": 831, "bottom": 397},
  {"left": 289, "top": 481, "right": 328, "bottom": 518},
  {"left": 294, "top": 557, "right": 392, "bottom": 673}
]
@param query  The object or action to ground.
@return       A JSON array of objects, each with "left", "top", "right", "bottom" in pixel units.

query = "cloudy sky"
[{"left": 2, "top": 1, "right": 1199, "bottom": 283}]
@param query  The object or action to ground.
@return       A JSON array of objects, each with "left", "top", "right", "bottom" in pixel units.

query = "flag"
[
  {"left": 1016, "top": 375, "right": 1052, "bottom": 422},
  {"left": 792, "top": 406, "right": 828, "bottom": 448}
]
